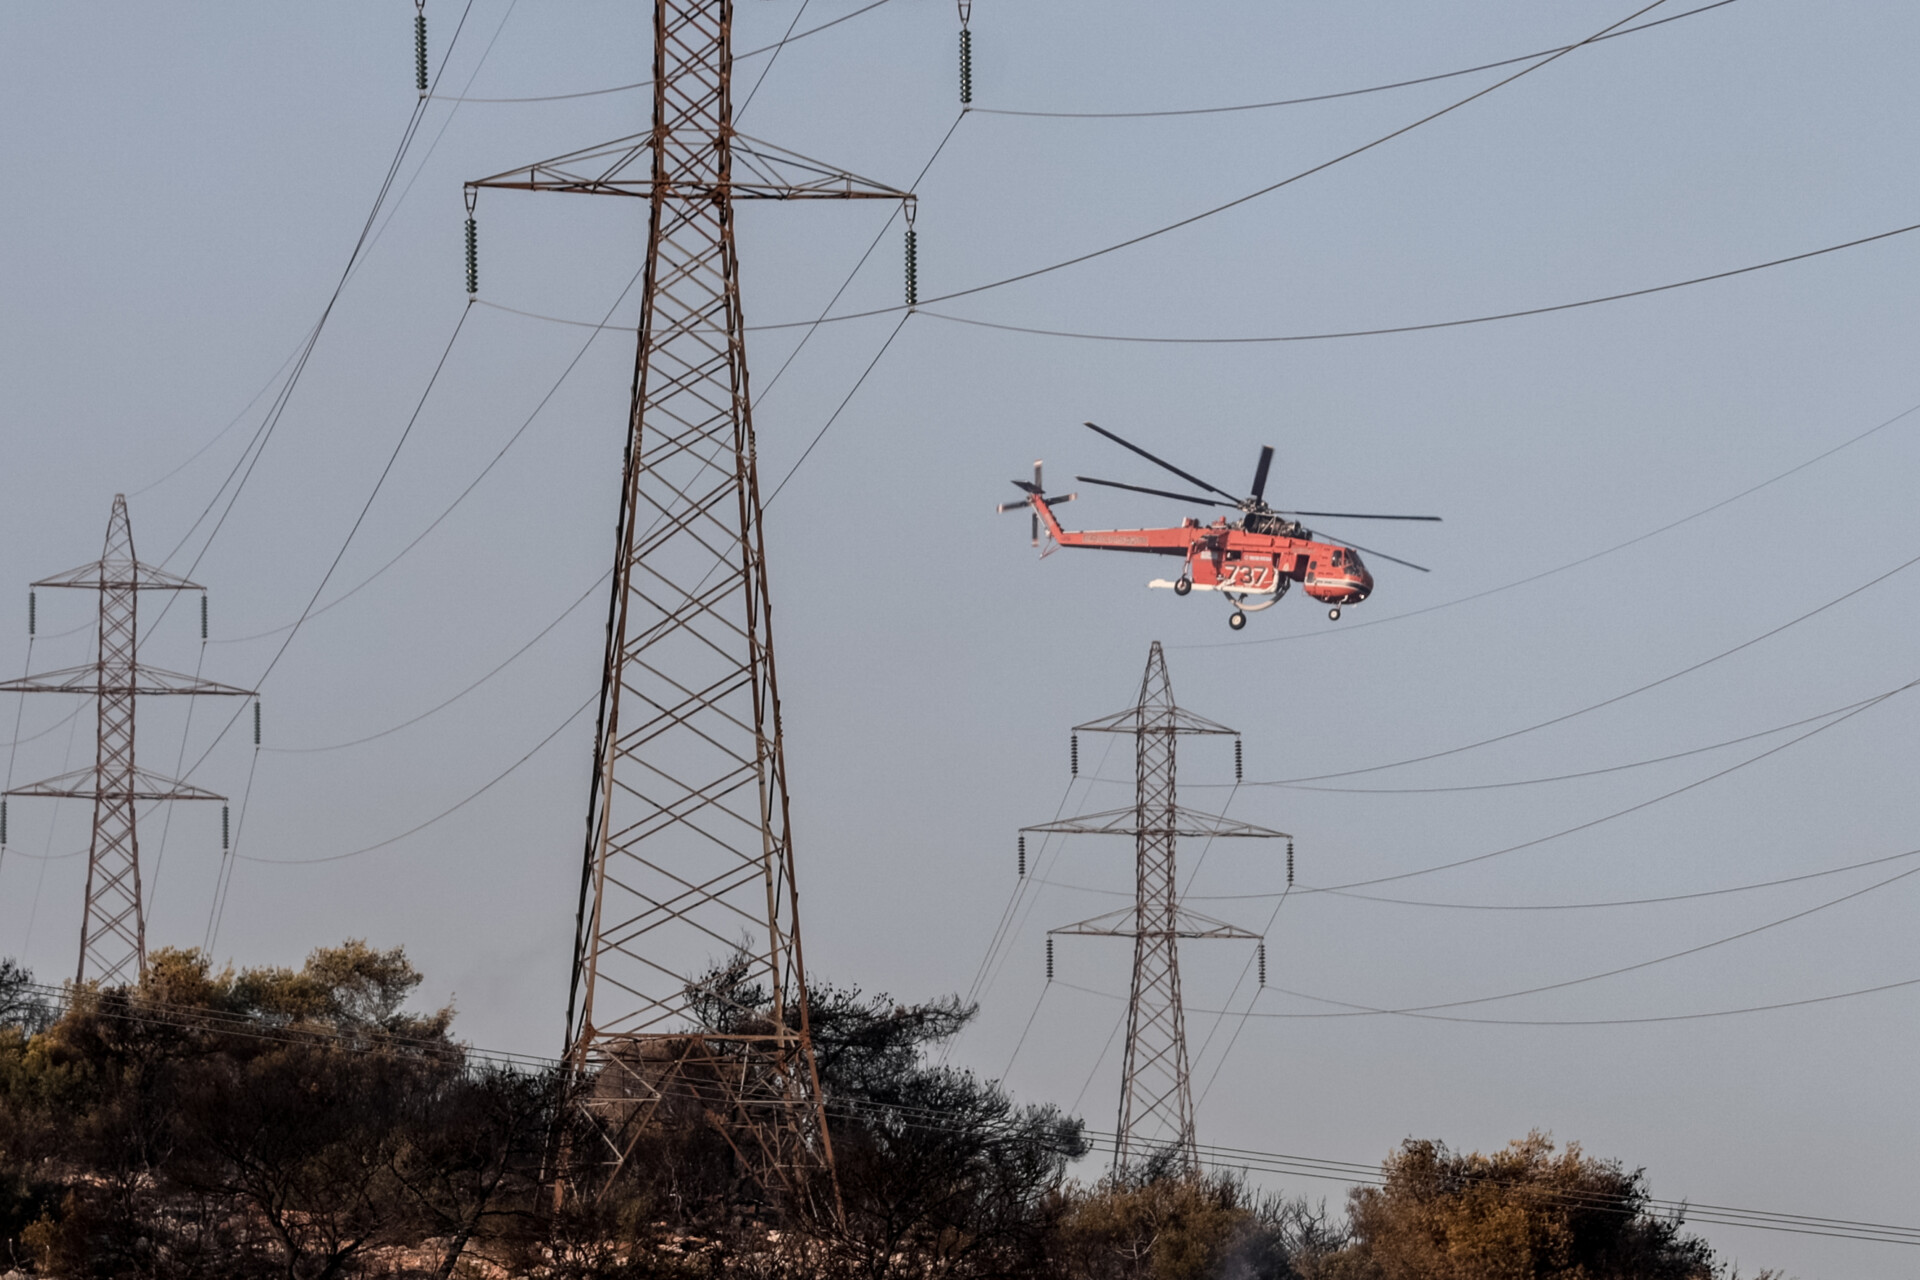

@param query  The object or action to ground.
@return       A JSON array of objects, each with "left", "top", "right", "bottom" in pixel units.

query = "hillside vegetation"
[{"left": 0, "top": 947, "right": 1768, "bottom": 1279}]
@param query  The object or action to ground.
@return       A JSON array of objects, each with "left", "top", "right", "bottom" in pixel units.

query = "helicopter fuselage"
[{"left": 1028, "top": 497, "right": 1373, "bottom": 606}]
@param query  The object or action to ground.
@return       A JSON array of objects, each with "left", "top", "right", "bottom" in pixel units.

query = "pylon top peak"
[
  {"left": 34, "top": 494, "right": 203, "bottom": 593},
  {"left": 1073, "top": 641, "right": 1238, "bottom": 737}
]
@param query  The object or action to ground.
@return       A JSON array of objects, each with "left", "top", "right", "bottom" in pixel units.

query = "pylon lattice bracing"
[
  {"left": 1026, "top": 642, "right": 1286, "bottom": 1174},
  {"left": 0, "top": 496, "right": 253, "bottom": 985},
  {"left": 468, "top": 0, "right": 909, "bottom": 1210}
]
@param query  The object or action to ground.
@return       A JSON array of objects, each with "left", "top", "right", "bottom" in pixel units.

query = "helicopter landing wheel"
[
  {"left": 1173, "top": 577, "right": 1192, "bottom": 597},
  {"left": 1328, "top": 607, "right": 1342, "bottom": 621},
  {"left": 1228, "top": 610, "right": 1248, "bottom": 631}
]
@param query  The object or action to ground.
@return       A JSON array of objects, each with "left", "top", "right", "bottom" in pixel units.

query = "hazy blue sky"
[{"left": 4, "top": 3, "right": 1918, "bottom": 1274}]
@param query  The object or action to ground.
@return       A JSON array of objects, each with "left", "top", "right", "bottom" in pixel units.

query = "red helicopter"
[{"left": 999, "top": 422, "right": 1440, "bottom": 629}]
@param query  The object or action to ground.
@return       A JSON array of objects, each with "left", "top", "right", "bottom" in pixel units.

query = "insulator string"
[{"left": 414, "top": 2, "right": 429, "bottom": 96}]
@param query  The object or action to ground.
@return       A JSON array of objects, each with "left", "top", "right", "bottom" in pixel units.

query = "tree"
[
  {"left": 9, "top": 942, "right": 462, "bottom": 1279},
  {"left": 792, "top": 981, "right": 1086, "bottom": 1277},
  {"left": 1318, "top": 1133, "right": 1718, "bottom": 1280},
  {"left": 1057, "top": 1171, "right": 1336, "bottom": 1280},
  {"left": 0, "top": 959, "right": 53, "bottom": 1036},
  {"left": 594, "top": 958, "right": 1089, "bottom": 1277},
  {"left": 386, "top": 1064, "right": 558, "bottom": 1278},
  {"left": 170, "top": 1040, "right": 431, "bottom": 1279}
]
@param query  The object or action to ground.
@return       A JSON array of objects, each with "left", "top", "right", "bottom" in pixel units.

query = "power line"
[
  {"left": 226, "top": 103, "right": 963, "bottom": 866},
  {"left": 428, "top": 0, "right": 898, "bottom": 104},
  {"left": 1259, "top": 559, "right": 1920, "bottom": 787},
  {"left": 974, "top": 1, "right": 1742, "bottom": 120},
  {"left": 1081, "top": 1132, "right": 1920, "bottom": 1248},
  {"left": 158, "top": 2, "right": 479, "bottom": 581},
  {"left": 1308, "top": 680, "right": 1915, "bottom": 893},
  {"left": 208, "top": 265, "right": 647, "bottom": 649},
  {"left": 491, "top": 217, "right": 1920, "bottom": 346},
  {"left": 517, "top": 0, "right": 1679, "bottom": 336},
  {"left": 0, "top": 704, "right": 81, "bottom": 753},
  {"left": 1184, "top": 396, "right": 1920, "bottom": 650},
  {"left": 736, "top": 0, "right": 811, "bottom": 121},
  {"left": 1098, "top": 685, "right": 1895, "bottom": 794},
  {"left": 1046, "top": 844, "right": 1920, "bottom": 914},
  {"left": 12, "top": 980, "right": 1920, "bottom": 1247},
  {"left": 1226, "top": 974, "right": 1920, "bottom": 1030},
  {"left": 263, "top": 570, "right": 607, "bottom": 755},
  {"left": 766, "top": 312, "right": 913, "bottom": 505},
  {"left": 183, "top": 303, "right": 478, "bottom": 787},
  {"left": 918, "top": 220, "right": 1920, "bottom": 344},
  {"left": 235, "top": 691, "right": 595, "bottom": 867},
  {"left": 128, "top": 342, "right": 306, "bottom": 500},
  {"left": 133, "top": 0, "right": 511, "bottom": 508},
  {"left": 1312, "top": 861, "right": 1920, "bottom": 1018},
  {"left": 1049, "top": 843, "right": 1920, "bottom": 1025}
]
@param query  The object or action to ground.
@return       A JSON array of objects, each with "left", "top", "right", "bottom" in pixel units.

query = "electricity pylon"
[
  {"left": 467, "top": 0, "right": 910, "bottom": 1210},
  {"left": 0, "top": 495, "right": 254, "bottom": 985},
  {"left": 1025, "top": 642, "right": 1286, "bottom": 1175}
]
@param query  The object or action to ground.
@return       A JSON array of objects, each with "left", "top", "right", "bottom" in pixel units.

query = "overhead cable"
[
  {"left": 158, "top": 1, "right": 479, "bottom": 581},
  {"left": 742, "top": 0, "right": 1678, "bottom": 330},
  {"left": 17, "top": 979, "right": 1920, "bottom": 1246},
  {"left": 137, "top": 0, "right": 512, "bottom": 507},
  {"left": 430, "top": 0, "right": 896, "bottom": 103},
  {"left": 1048, "top": 844, "right": 1920, "bottom": 913},
  {"left": 489, "top": 219, "right": 1920, "bottom": 346},
  {"left": 1094, "top": 686, "right": 1895, "bottom": 794},
  {"left": 918, "top": 220, "right": 1920, "bottom": 343},
  {"left": 183, "top": 304, "right": 477, "bottom": 786},
  {"left": 1308, "top": 860, "right": 1920, "bottom": 1017},
  {"left": 263, "top": 570, "right": 609, "bottom": 754},
  {"left": 1185, "top": 397, "right": 1920, "bottom": 650},
  {"left": 207, "top": 264, "right": 646, "bottom": 647},
  {"left": 1231, "top": 975, "right": 1920, "bottom": 1031},
  {"left": 1307, "top": 680, "right": 1916, "bottom": 892},
  {"left": 975, "top": 1, "right": 1741, "bottom": 119},
  {"left": 236, "top": 691, "right": 596, "bottom": 866},
  {"left": 1262, "top": 558, "right": 1920, "bottom": 786}
]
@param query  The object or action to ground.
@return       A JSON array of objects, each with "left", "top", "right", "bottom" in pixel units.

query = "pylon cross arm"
[
  {"left": 1022, "top": 803, "right": 1290, "bottom": 840},
  {"left": 1073, "top": 707, "right": 1240, "bottom": 737},
  {"left": 1050, "top": 904, "right": 1261, "bottom": 940},
  {"left": 6, "top": 765, "right": 225, "bottom": 803},
  {"left": 468, "top": 134, "right": 910, "bottom": 202},
  {"left": 33, "top": 556, "right": 202, "bottom": 591},
  {"left": 0, "top": 662, "right": 257, "bottom": 697}
]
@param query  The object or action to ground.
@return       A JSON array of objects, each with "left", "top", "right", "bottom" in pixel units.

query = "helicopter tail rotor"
[{"left": 998, "top": 461, "right": 1075, "bottom": 547}]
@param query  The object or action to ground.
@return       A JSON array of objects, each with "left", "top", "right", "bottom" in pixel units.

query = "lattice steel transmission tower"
[
  {"left": 0, "top": 496, "right": 254, "bottom": 985},
  {"left": 1025, "top": 642, "right": 1285, "bottom": 1175},
  {"left": 468, "top": 0, "right": 910, "bottom": 1207}
]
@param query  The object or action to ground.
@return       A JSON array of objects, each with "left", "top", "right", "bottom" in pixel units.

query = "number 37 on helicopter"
[{"left": 999, "top": 422, "right": 1441, "bottom": 630}]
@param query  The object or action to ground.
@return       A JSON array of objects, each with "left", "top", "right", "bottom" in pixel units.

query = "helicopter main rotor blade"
[
  {"left": 1250, "top": 446, "right": 1274, "bottom": 503},
  {"left": 1083, "top": 422, "right": 1240, "bottom": 502},
  {"left": 1075, "top": 476, "right": 1238, "bottom": 509},
  {"left": 1312, "top": 528, "right": 1430, "bottom": 573},
  {"left": 1281, "top": 510, "right": 1442, "bottom": 522}
]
